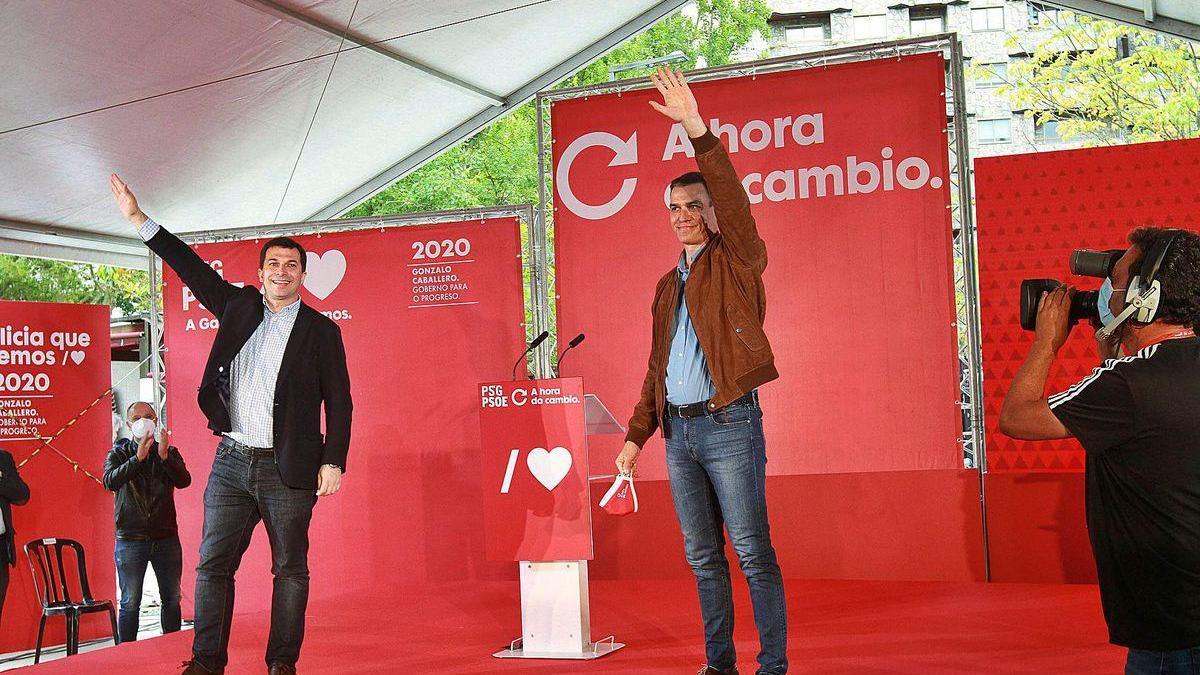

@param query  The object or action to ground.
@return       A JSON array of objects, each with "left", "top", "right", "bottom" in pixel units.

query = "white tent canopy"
[
  {"left": 1046, "top": 0, "right": 1200, "bottom": 40},
  {"left": 0, "top": 0, "right": 685, "bottom": 268}
]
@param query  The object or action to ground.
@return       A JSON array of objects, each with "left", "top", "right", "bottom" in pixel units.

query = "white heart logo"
[
  {"left": 526, "top": 446, "right": 573, "bottom": 491},
  {"left": 70, "top": 351, "right": 85, "bottom": 365},
  {"left": 303, "top": 250, "right": 346, "bottom": 300}
]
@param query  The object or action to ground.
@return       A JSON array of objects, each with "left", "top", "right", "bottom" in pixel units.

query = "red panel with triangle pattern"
[{"left": 976, "top": 139, "right": 1200, "bottom": 472}]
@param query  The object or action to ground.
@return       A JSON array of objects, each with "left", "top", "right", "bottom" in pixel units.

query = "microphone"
[
  {"left": 554, "top": 334, "right": 586, "bottom": 377},
  {"left": 512, "top": 331, "right": 550, "bottom": 380}
]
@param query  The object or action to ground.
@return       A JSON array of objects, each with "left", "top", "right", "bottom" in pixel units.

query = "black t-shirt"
[{"left": 1050, "top": 336, "right": 1200, "bottom": 650}]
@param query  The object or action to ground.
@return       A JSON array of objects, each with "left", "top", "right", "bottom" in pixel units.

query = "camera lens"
[
  {"left": 1070, "top": 249, "right": 1124, "bottom": 278},
  {"left": 1020, "top": 279, "right": 1059, "bottom": 330},
  {"left": 1019, "top": 281, "right": 1101, "bottom": 330},
  {"left": 1071, "top": 290, "right": 1099, "bottom": 326}
]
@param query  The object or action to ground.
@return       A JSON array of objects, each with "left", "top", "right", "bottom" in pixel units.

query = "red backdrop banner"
[
  {"left": 976, "top": 139, "right": 1200, "bottom": 472},
  {"left": 162, "top": 218, "right": 526, "bottom": 613},
  {"left": 552, "top": 54, "right": 961, "bottom": 479},
  {"left": 479, "top": 378, "right": 591, "bottom": 561},
  {"left": 0, "top": 300, "right": 113, "bottom": 652}
]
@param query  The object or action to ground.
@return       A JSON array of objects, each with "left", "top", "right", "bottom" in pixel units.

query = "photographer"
[{"left": 999, "top": 227, "right": 1200, "bottom": 674}]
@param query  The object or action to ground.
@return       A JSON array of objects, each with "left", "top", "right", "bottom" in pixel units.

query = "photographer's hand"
[
  {"left": 1033, "top": 285, "right": 1074, "bottom": 353},
  {"left": 998, "top": 286, "right": 1074, "bottom": 440}
]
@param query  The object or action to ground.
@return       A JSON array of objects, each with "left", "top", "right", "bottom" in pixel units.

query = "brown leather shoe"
[
  {"left": 180, "top": 661, "right": 224, "bottom": 675},
  {"left": 267, "top": 664, "right": 297, "bottom": 675},
  {"left": 697, "top": 666, "right": 738, "bottom": 675}
]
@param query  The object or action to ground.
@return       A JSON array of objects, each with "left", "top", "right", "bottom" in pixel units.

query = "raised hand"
[
  {"left": 109, "top": 174, "right": 148, "bottom": 226},
  {"left": 136, "top": 432, "right": 153, "bottom": 461},
  {"left": 648, "top": 67, "right": 705, "bottom": 137},
  {"left": 156, "top": 428, "right": 170, "bottom": 460}
]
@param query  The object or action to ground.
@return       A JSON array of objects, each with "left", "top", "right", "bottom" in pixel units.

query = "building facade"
[{"left": 761, "top": 0, "right": 1086, "bottom": 163}]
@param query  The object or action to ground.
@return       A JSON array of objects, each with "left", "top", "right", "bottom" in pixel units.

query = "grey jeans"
[{"left": 191, "top": 438, "right": 316, "bottom": 670}]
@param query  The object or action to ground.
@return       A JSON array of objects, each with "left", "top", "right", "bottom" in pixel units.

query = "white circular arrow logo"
[{"left": 555, "top": 131, "right": 639, "bottom": 220}]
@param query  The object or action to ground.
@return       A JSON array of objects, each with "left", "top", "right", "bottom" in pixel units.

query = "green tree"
[
  {"left": 971, "top": 11, "right": 1200, "bottom": 145},
  {"left": 0, "top": 256, "right": 148, "bottom": 315},
  {"left": 346, "top": 0, "right": 770, "bottom": 218}
]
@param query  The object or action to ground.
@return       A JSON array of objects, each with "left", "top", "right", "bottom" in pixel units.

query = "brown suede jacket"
[{"left": 625, "top": 130, "right": 778, "bottom": 448}]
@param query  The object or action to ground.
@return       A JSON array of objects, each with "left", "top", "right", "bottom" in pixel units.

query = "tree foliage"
[
  {"left": 973, "top": 11, "right": 1200, "bottom": 145},
  {"left": 0, "top": 255, "right": 148, "bottom": 315}
]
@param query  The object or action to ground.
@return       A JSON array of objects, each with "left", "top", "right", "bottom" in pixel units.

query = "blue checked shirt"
[
  {"left": 665, "top": 246, "right": 716, "bottom": 405},
  {"left": 140, "top": 218, "right": 299, "bottom": 448}
]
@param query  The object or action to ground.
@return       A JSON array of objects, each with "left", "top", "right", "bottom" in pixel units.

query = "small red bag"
[{"left": 598, "top": 474, "right": 638, "bottom": 516}]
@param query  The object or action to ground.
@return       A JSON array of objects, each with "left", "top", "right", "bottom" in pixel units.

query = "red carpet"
[{"left": 15, "top": 578, "right": 1124, "bottom": 674}]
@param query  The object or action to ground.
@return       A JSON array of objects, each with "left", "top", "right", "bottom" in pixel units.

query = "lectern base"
[{"left": 493, "top": 638, "right": 625, "bottom": 660}]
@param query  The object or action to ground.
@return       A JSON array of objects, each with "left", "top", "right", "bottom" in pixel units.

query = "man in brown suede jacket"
[{"left": 615, "top": 68, "right": 786, "bottom": 675}]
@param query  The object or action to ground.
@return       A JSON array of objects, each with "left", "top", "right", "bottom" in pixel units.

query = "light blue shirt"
[
  {"left": 666, "top": 246, "right": 716, "bottom": 405},
  {"left": 225, "top": 297, "right": 300, "bottom": 448}
]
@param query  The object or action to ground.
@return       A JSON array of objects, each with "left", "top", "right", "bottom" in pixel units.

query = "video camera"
[{"left": 1018, "top": 249, "right": 1124, "bottom": 331}]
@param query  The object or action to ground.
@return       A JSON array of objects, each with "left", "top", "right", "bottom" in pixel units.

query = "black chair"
[{"left": 24, "top": 537, "right": 117, "bottom": 663}]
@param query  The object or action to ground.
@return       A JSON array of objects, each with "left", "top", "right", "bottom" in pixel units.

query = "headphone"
[
  {"left": 1098, "top": 229, "right": 1183, "bottom": 339},
  {"left": 1125, "top": 229, "right": 1183, "bottom": 324}
]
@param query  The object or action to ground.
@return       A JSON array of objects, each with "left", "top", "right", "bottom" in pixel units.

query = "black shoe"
[{"left": 697, "top": 666, "right": 739, "bottom": 675}]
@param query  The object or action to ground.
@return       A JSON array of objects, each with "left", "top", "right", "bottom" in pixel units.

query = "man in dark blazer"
[
  {"left": 0, "top": 448, "right": 31, "bottom": 632},
  {"left": 109, "top": 175, "right": 352, "bottom": 675}
]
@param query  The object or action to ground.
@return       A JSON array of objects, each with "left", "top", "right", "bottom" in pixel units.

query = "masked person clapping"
[{"left": 103, "top": 402, "right": 191, "bottom": 643}]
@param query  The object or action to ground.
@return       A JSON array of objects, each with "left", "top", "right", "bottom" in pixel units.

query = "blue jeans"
[
  {"left": 191, "top": 438, "right": 316, "bottom": 670},
  {"left": 1127, "top": 648, "right": 1200, "bottom": 675},
  {"left": 665, "top": 398, "right": 787, "bottom": 675},
  {"left": 113, "top": 536, "right": 182, "bottom": 643}
]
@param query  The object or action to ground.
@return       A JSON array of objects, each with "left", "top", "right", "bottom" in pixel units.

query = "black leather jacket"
[
  {"left": 1, "top": 450, "right": 30, "bottom": 567},
  {"left": 103, "top": 438, "right": 191, "bottom": 541}
]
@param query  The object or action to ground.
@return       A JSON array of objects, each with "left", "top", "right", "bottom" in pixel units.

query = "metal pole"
[
  {"left": 146, "top": 252, "right": 166, "bottom": 423},
  {"left": 542, "top": 33, "right": 960, "bottom": 101},
  {"left": 949, "top": 37, "right": 991, "bottom": 581},
  {"left": 533, "top": 95, "right": 554, "bottom": 379},
  {"left": 179, "top": 204, "right": 532, "bottom": 244}
]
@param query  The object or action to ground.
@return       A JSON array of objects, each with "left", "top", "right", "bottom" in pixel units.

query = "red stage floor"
[{"left": 15, "top": 578, "right": 1125, "bottom": 674}]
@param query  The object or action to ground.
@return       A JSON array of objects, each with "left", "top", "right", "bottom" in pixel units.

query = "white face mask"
[{"left": 129, "top": 417, "right": 157, "bottom": 440}]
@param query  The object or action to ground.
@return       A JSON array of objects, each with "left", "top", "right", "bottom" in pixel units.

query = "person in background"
[
  {"left": 1000, "top": 228, "right": 1200, "bottom": 675},
  {"left": 0, "top": 447, "right": 30, "bottom": 632},
  {"left": 103, "top": 401, "right": 190, "bottom": 643}
]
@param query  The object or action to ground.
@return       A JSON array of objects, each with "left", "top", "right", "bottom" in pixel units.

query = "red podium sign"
[{"left": 479, "top": 377, "right": 592, "bottom": 561}]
